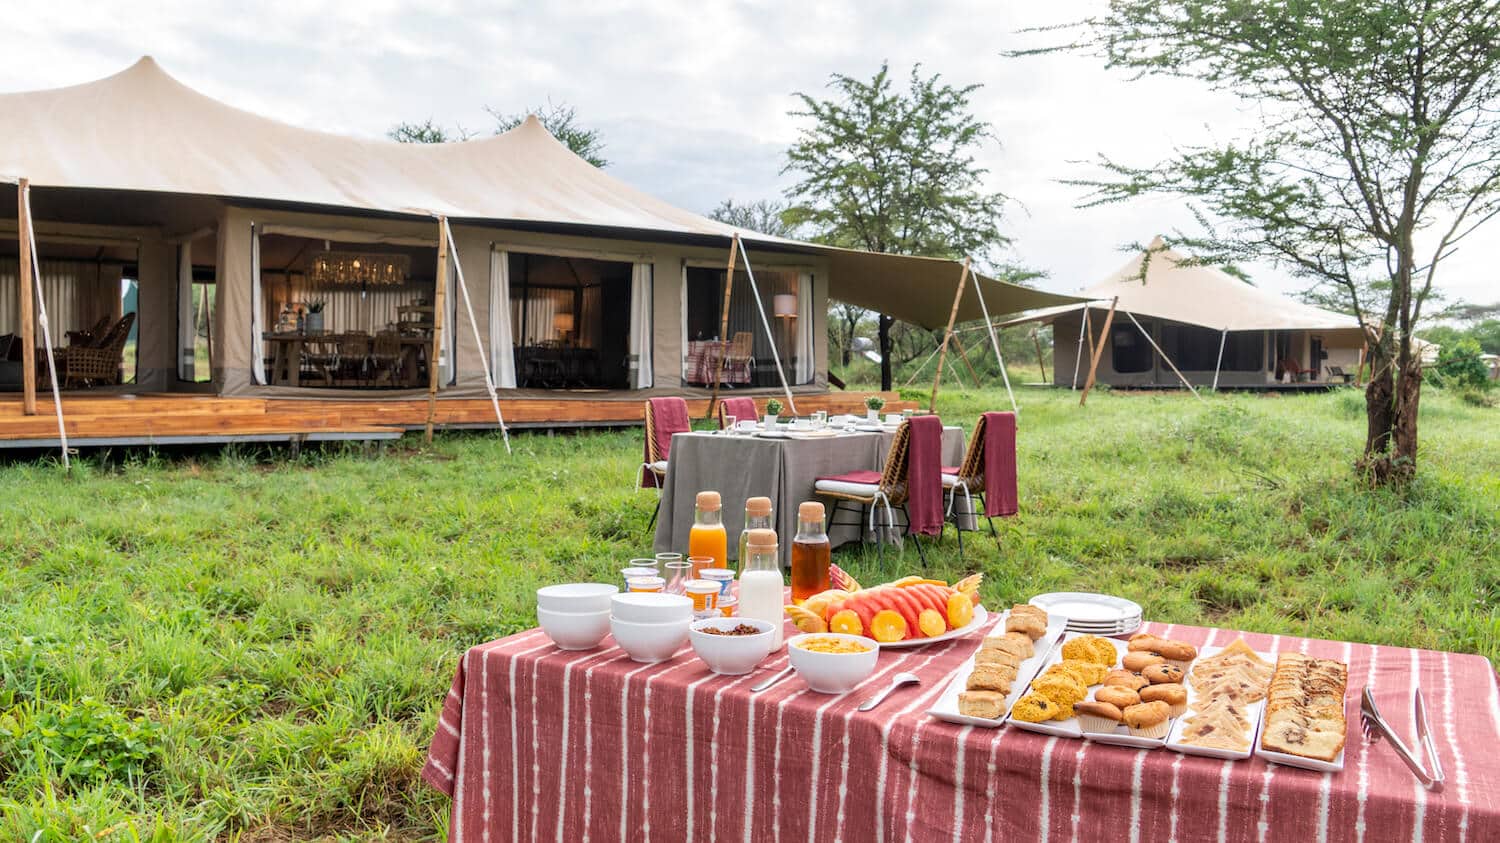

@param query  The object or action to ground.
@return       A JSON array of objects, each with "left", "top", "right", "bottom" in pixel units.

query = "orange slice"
[
  {"left": 829, "top": 609, "right": 863, "bottom": 636},
  {"left": 869, "top": 609, "right": 908, "bottom": 643},
  {"left": 917, "top": 608, "right": 947, "bottom": 637},
  {"left": 946, "top": 592, "right": 974, "bottom": 629}
]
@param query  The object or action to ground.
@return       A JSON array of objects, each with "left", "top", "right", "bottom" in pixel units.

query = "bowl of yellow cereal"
[{"left": 787, "top": 633, "right": 880, "bottom": 694}]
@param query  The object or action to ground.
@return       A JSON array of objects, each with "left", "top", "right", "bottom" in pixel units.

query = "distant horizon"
[{"left": 4, "top": 0, "right": 1495, "bottom": 319}]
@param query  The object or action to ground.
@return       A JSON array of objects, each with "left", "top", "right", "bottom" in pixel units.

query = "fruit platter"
[{"left": 784, "top": 564, "right": 987, "bottom": 647}]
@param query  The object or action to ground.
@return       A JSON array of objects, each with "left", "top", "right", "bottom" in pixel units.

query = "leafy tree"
[
  {"left": 782, "top": 62, "right": 1014, "bottom": 390},
  {"left": 390, "top": 101, "right": 607, "bottom": 167},
  {"left": 708, "top": 199, "right": 797, "bottom": 237},
  {"left": 1430, "top": 337, "right": 1491, "bottom": 389}
]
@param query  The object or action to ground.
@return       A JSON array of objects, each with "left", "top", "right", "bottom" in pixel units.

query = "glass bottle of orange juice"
[{"left": 689, "top": 491, "right": 728, "bottom": 573}]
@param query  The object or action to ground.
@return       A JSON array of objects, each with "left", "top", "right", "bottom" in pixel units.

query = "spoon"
[
  {"left": 751, "top": 666, "right": 794, "bottom": 693},
  {"left": 858, "top": 672, "right": 921, "bottom": 712}
]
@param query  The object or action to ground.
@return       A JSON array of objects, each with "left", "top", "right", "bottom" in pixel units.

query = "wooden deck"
[{"left": 0, "top": 390, "right": 912, "bottom": 449}]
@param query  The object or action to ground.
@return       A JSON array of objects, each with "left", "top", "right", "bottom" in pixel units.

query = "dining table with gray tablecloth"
[{"left": 652, "top": 425, "right": 968, "bottom": 565}]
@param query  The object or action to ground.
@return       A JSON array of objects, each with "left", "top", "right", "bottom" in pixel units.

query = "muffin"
[
  {"left": 1139, "top": 683, "right": 1188, "bottom": 717},
  {"left": 1102, "top": 669, "right": 1149, "bottom": 691},
  {"left": 1074, "top": 700, "right": 1124, "bottom": 733},
  {"left": 1143, "top": 663, "right": 1185, "bottom": 685},
  {"left": 1122, "top": 700, "right": 1173, "bottom": 739}
]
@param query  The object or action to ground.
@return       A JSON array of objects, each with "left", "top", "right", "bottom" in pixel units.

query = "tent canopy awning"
[
  {"left": 996, "top": 237, "right": 1366, "bottom": 338},
  {"left": 1, "top": 57, "right": 1083, "bottom": 329}
]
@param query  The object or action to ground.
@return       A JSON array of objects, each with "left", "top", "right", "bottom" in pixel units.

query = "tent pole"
[
  {"left": 1125, "top": 310, "right": 1201, "bottom": 399},
  {"left": 1032, "top": 327, "right": 1048, "bottom": 383},
  {"left": 969, "top": 260, "right": 1017, "bottom": 414},
  {"left": 1079, "top": 297, "right": 1118, "bottom": 406},
  {"left": 445, "top": 223, "right": 511, "bottom": 454},
  {"left": 1071, "top": 309, "right": 1089, "bottom": 390},
  {"left": 425, "top": 216, "right": 451, "bottom": 444},
  {"left": 1355, "top": 343, "right": 1366, "bottom": 386},
  {"left": 707, "top": 233, "right": 739, "bottom": 421},
  {"left": 928, "top": 257, "right": 971, "bottom": 412},
  {"left": 1212, "top": 327, "right": 1228, "bottom": 392},
  {"left": 19, "top": 181, "right": 70, "bottom": 468},
  {"left": 949, "top": 333, "right": 983, "bottom": 388},
  {"left": 735, "top": 237, "right": 797, "bottom": 415},
  {"left": 18, "top": 180, "right": 37, "bottom": 416}
]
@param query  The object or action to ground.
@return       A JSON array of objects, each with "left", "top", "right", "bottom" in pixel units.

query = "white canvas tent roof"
[
  {"left": 999, "top": 236, "right": 1364, "bottom": 337},
  {"left": 0, "top": 57, "right": 1080, "bottom": 329}
]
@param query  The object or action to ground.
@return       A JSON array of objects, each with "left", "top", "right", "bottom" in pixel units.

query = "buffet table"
[
  {"left": 423, "top": 618, "right": 1500, "bottom": 841},
  {"left": 653, "top": 426, "right": 968, "bottom": 563}
]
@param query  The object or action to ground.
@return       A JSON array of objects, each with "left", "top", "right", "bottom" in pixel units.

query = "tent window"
[
  {"left": 1110, "top": 319, "right": 1153, "bottom": 373},
  {"left": 1220, "top": 332, "right": 1263, "bottom": 372},
  {"left": 1, "top": 248, "right": 137, "bottom": 388},
  {"left": 509, "top": 253, "right": 633, "bottom": 389},
  {"left": 683, "top": 266, "right": 809, "bottom": 386}
]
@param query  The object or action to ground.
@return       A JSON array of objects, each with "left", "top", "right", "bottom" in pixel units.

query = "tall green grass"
[{"left": 0, "top": 386, "right": 1494, "bottom": 840}]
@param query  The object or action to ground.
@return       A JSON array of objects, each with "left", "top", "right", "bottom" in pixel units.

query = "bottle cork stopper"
[
  {"left": 745, "top": 496, "right": 772, "bottom": 517},
  {"left": 696, "top": 491, "right": 722, "bottom": 511},
  {"left": 798, "top": 501, "right": 825, "bottom": 521},
  {"left": 745, "top": 528, "right": 778, "bottom": 549}
]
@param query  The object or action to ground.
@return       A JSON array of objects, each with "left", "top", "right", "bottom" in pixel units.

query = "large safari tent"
[
  {"left": 1003, "top": 237, "right": 1368, "bottom": 391},
  {"left": 0, "top": 58, "right": 1078, "bottom": 448}
]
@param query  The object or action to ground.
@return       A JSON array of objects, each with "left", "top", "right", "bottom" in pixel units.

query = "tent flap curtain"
[
  {"left": 250, "top": 224, "right": 265, "bottom": 384},
  {"left": 0, "top": 257, "right": 120, "bottom": 342},
  {"left": 490, "top": 249, "right": 516, "bottom": 388},
  {"left": 177, "top": 245, "right": 195, "bottom": 379},
  {"left": 629, "top": 262, "right": 653, "bottom": 388},
  {"left": 796, "top": 272, "right": 814, "bottom": 384}
]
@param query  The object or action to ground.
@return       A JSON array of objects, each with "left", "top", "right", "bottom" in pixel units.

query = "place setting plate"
[
  {"left": 1030, "top": 592, "right": 1143, "bottom": 635},
  {"left": 926, "top": 609, "right": 1068, "bottom": 728}
]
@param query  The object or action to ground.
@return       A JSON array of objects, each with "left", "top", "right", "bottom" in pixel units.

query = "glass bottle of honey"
[
  {"left": 790, "top": 501, "right": 831, "bottom": 604},
  {"left": 688, "top": 491, "right": 728, "bottom": 572},
  {"left": 737, "top": 496, "right": 773, "bottom": 572}
]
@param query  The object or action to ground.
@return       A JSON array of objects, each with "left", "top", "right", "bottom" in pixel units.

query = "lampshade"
[
  {"left": 553, "top": 312, "right": 575, "bottom": 333},
  {"left": 773, "top": 294, "right": 798, "bottom": 318}
]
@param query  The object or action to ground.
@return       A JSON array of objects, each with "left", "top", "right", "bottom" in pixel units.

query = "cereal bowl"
[
  {"left": 689, "top": 617, "right": 774, "bottom": 675},
  {"left": 786, "top": 633, "right": 880, "bottom": 694},
  {"left": 610, "top": 616, "right": 691, "bottom": 663},
  {"left": 610, "top": 592, "right": 693, "bottom": 624},
  {"left": 536, "top": 583, "right": 618, "bottom": 614},
  {"left": 536, "top": 607, "right": 611, "bottom": 651}
]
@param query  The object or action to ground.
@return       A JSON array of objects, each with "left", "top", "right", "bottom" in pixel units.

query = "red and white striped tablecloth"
[{"left": 423, "top": 619, "right": 1500, "bottom": 841}]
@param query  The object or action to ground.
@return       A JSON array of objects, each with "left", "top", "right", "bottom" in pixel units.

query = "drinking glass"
[
  {"left": 688, "top": 555, "right": 714, "bottom": 578},
  {"left": 723, "top": 415, "right": 736, "bottom": 435},
  {"left": 655, "top": 552, "right": 683, "bottom": 569},
  {"left": 664, "top": 561, "right": 693, "bottom": 595},
  {"left": 628, "top": 557, "right": 659, "bottom": 575}
]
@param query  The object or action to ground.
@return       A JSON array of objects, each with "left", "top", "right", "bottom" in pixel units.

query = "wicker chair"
[
  {"left": 813, "top": 420, "right": 928, "bottom": 564},
  {"left": 61, "top": 312, "right": 134, "bottom": 387},
  {"left": 717, "top": 397, "right": 757, "bottom": 429},
  {"left": 638, "top": 397, "right": 690, "bottom": 529},
  {"left": 371, "top": 331, "right": 404, "bottom": 386},
  {"left": 336, "top": 333, "right": 372, "bottom": 386},
  {"left": 942, "top": 416, "right": 1001, "bottom": 561},
  {"left": 64, "top": 314, "right": 112, "bottom": 348}
]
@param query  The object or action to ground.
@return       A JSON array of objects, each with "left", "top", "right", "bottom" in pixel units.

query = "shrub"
[
  {"left": 1429, "top": 338, "right": 1490, "bottom": 389},
  {"left": 0, "top": 698, "right": 160, "bottom": 787}
]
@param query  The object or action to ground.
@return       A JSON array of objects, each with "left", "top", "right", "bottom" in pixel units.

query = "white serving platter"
[
  {"left": 785, "top": 429, "right": 843, "bottom": 440},
  {"left": 1009, "top": 632, "right": 1180, "bottom": 749},
  {"left": 926, "top": 610, "right": 1068, "bottom": 728},
  {"left": 1030, "top": 592, "right": 1143, "bottom": 625},
  {"left": 1253, "top": 700, "right": 1349, "bottom": 772},
  {"left": 879, "top": 605, "right": 990, "bottom": 649},
  {"left": 1165, "top": 643, "right": 1274, "bottom": 760}
]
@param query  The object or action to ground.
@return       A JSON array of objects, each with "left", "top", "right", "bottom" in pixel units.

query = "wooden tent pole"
[
  {"left": 425, "top": 216, "right": 451, "bottom": 444},
  {"left": 1079, "top": 296, "right": 1118, "bottom": 406},
  {"left": 707, "top": 233, "right": 739, "bottom": 420},
  {"left": 1355, "top": 344, "right": 1366, "bottom": 386},
  {"left": 1032, "top": 327, "right": 1048, "bottom": 383},
  {"left": 949, "top": 333, "right": 983, "bottom": 388},
  {"left": 929, "top": 257, "right": 971, "bottom": 412},
  {"left": 18, "top": 179, "right": 37, "bottom": 415}
]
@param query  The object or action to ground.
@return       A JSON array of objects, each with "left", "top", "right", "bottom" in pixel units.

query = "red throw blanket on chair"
[
  {"left": 718, "top": 397, "right": 757, "bottom": 429},
  {"left": 641, "top": 397, "right": 690, "bottom": 488},
  {"left": 982, "top": 411, "right": 1019, "bottom": 517},
  {"left": 905, "top": 415, "right": 944, "bottom": 536}
]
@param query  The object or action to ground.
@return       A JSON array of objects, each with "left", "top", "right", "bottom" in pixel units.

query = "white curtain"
[
  {"left": 250, "top": 224, "right": 266, "bottom": 384},
  {"left": 680, "top": 265, "right": 689, "bottom": 380},
  {"left": 439, "top": 259, "right": 455, "bottom": 385},
  {"left": 796, "top": 272, "right": 814, "bottom": 384},
  {"left": 0, "top": 258, "right": 119, "bottom": 340},
  {"left": 489, "top": 249, "right": 516, "bottom": 388},
  {"left": 177, "top": 245, "right": 195, "bottom": 379},
  {"left": 629, "top": 262, "right": 653, "bottom": 388}
]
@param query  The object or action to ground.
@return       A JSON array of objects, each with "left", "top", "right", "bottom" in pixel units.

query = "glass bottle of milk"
[{"left": 738, "top": 528, "right": 785, "bottom": 651}]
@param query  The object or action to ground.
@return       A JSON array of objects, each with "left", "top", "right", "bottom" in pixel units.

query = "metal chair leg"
[
  {"left": 901, "top": 505, "right": 928, "bottom": 567},
  {"left": 648, "top": 496, "right": 661, "bottom": 531},
  {"left": 955, "top": 512, "right": 965, "bottom": 563}
]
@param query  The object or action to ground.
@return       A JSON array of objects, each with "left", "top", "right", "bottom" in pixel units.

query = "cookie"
[
  {"left": 1102, "top": 669, "right": 1149, "bottom": 691},
  {"left": 1143, "top": 663, "right": 1184, "bottom": 685},
  {"left": 1095, "top": 685, "right": 1141, "bottom": 709}
]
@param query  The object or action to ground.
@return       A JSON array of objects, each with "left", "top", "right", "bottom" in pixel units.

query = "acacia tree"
[
  {"left": 782, "top": 63, "right": 1012, "bottom": 390},
  {"left": 708, "top": 198, "right": 797, "bottom": 237},
  {"left": 1039, "top": 0, "right": 1500, "bottom": 483},
  {"left": 390, "top": 101, "right": 607, "bottom": 167}
]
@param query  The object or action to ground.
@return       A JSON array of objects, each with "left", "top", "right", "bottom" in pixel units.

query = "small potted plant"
[
  {"left": 764, "top": 398, "right": 783, "bottom": 426},
  {"left": 305, "top": 300, "right": 326, "bottom": 334},
  {"left": 864, "top": 394, "right": 885, "bottom": 422}
]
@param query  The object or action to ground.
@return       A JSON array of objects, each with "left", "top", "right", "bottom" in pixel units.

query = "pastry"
[
  {"left": 1127, "top": 634, "right": 1199, "bottom": 664},
  {"left": 1073, "top": 701, "right": 1123, "bottom": 733},
  {"left": 1178, "top": 639, "right": 1275, "bottom": 752},
  {"left": 1010, "top": 692, "right": 1060, "bottom": 723},
  {"left": 1060, "top": 635, "right": 1118, "bottom": 667},
  {"left": 1095, "top": 685, "right": 1141, "bottom": 709},
  {"left": 1259, "top": 653, "right": 1348, "bottom": 762},
  {"left": 1001, "top": 631, "right": 1036, "bottom": 658},
  {"left": 958, "top": 690, "right": 1008, "bottom": 720},
  {"left": 1122, "top": 700, "right": 1173, "bottom": 738},
  {"left": 974, "top": 647, "right": 1021, "bottom": 669},
  {"left": 1102, "top": 669, "right": 1149, "bottom": 691},
  {"left": 966, "top": 663, "right": 1016, "bottom": 693},
  {"left": 984, "top": 634, "right": 1033, "bottom": 661},
  {"left": 1122, "top": 651, "right": 1166, "bottom": 672},
  {"left": 1005, "top": 611, "right": 1047, "bottom": 640},
  {"left": 1142, "top": 663, "right": 1183, "bottom": 685},
  {"left": 1139, "top": 683, "right": 1188, "bottom": 717},
  {"left": 1053, "top": 659, "right": 1108, "bottom": 686},
  {"left": 1030, "top": 673, "right": 1087, "bottom": 708}
]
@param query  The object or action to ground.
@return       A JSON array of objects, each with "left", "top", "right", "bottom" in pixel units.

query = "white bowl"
[
  {"left": 610, "top": 616, "right": 691, "bottom": 663},
  {"left": 689, "top": 617, "right": 774, "bottom": 675},
  {"left": 537, "top": 583, "right": 619, "bottom": 614},
  {"left": 537, "top": 606, "right": 611, "bottom": 650},
  {"left": 610, "top": 592, "right": 693, "bottom": 624},
  {"left": 786, "top": 633, "right": 880, "bottom": 694}
]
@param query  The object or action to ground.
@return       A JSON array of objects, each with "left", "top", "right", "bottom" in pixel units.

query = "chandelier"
[{"left": 309, "top": 251, "right": 411, "bottom": 286}]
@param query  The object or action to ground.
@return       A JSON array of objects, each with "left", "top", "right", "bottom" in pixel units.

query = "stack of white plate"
[{"left": 1028, "top": 592, "right": 1142, "bottom": 636}]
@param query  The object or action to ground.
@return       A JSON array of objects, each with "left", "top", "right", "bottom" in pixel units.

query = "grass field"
[{"left": 1, "top": 385, "right": 1496, "bottom": 840}]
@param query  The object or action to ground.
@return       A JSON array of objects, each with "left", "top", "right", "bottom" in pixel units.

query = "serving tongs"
[{"left": 1360, "top": 687, "right": 1444, "bottom": 790}]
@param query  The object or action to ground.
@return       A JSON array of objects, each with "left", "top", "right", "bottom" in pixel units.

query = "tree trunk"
[
  {"left": 1360, "top": 346, "right": 1421, "bottom": 484},
  {"left": 878, "top": 314, "right": 894, "bottom": 391}
]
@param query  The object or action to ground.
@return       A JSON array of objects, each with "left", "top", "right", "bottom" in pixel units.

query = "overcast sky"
[{"left": 5, "top": 0, "right": 1496, "bottom": 310}]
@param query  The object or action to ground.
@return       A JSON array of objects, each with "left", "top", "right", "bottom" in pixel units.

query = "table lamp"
[{"left": 553, "top": 312, "right": 574, "bottom": 344}]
